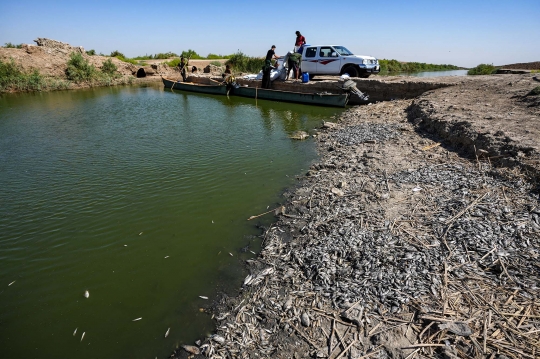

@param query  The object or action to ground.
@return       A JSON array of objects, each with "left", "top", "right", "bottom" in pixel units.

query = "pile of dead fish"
[
  {"left": 172, "top": 111, "right": 540, "bottom": 358},
  {"left": 333, "top": 123, "right": 400, "bottom": 146}
]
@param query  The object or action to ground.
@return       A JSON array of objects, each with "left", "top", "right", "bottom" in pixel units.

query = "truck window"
[
  {"left": 304, "top": 47, "right": 317, "bottom": 58},
  {"left": 319, "top": 47, "right": 333, "bottom": 57}
]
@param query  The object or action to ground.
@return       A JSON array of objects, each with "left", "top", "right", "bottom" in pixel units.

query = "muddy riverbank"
[{"left": 172, "top": 73, "right": 539, "bottom": 359}]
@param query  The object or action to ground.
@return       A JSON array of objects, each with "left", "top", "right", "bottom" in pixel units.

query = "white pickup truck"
[{"left": 297, "top": 45, "right": 380, "bottom": 79}]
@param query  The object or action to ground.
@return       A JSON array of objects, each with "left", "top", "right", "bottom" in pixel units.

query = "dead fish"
[
  {"left": 84, "top": 290, "right": 89, "bottom": 298},
  {"left": 182, "top": 345, "right": 200, "bottom": 355},
  {"left": 199, "top": 296, "right": 208, "bottom": 300},
  {"left": 139, "top": 232, "right": 143, "bottom": 235},
  {"left": 80, "top": 332, "right": 85, "bottom": 342},
  {"left": 243, "top": 274, "right": 253, "bottom": 286},
  {"left": 164, "top": 256, "right": 169, "bottom": 259},
  {"left": 229, "top": 252, "right": 233, "bottom": 257},
  {"left": 412, "top": 187, "right": 422, "bottom": 192},
  {"left": 8, "top": 281, "right": 15, "bottom": 286},
  {"left": 164, "top": 328, "right": 170, "bottom": 338},
  {"left": 73, "top": 328, "right": 78, "bottom": 336},
  {"left": 132, "top": 317, "right": 142, "bottom": 321}
]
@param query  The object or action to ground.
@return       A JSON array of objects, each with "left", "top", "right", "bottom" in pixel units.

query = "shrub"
[
  {"left": 101, "top": 58, "right": 118, "bottom": 76},
  {"left": 4, "top": 42, "right": 23, "bottom": 49},
  {"left": 467, "top": 64, "right": 498, "bottom": 75},
  {"left": 181, "top": 49, "right": 203, "bottom": 59},
  {"left": 154, "top": 52, "right": 178, "bottom": 59},
  {"left": 226, "top": 51, "right": 264, "bottom": 73},
  {"left": 209, "top": 60, "right": 223, "bottom": 67},
  {"left": 0, "top": 58, "right": 70, "bottom": 92},
  {"left": 110, "top": 50, "right": 125, "bottom": 58},
  {"left": 378, "top": 59, "right": 459, "bottom": 74},
  {"left": 86, "top": 49, "right": 96, "bottom": 56},
  {"left": 65, "top": 52, "right": 96, "bottom": 82}
]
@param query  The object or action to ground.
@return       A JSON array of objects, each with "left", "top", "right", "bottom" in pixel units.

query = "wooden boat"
[
  {"left": 231, "top": 86, "right": 349, "bottom": 107},
  {"left": 162, "top": 77, "right": 228, "bottom": 95}
]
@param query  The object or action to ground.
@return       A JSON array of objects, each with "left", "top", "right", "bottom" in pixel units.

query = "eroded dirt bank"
[{"left": 173, "top": 74, "right": 540, "bottom": 359}]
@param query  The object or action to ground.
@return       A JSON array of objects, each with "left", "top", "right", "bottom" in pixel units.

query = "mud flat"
[{"left": 172, "top": 73, "right": 540, "bottom": 359}]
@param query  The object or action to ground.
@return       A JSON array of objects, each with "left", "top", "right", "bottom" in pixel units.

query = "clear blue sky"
[{"left": 1, "top": 0, "right": 538, "bottom": 68}]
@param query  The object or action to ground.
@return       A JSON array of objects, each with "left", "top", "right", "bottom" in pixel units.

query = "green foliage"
[
  {"left": 209, "top": 61, "right": 224, "bottom": 67},
  {"left": 86, "top": 49, "right": 96, "bottom": 56},
  {"left": 65, "top": 52, "right": 96, "bottom": 82},
  {"left": 110, "top": 50, "right": 125, "bottom": 58},
  {"left": 467, "top": 64, "right": 498, "bottom": 75},
  {"left": 154, "top": 52, "right": 178, "bottom": 59},
  {"left": 527, "top": 86, "right": 540, "bottom": 96},
  {"left": 225, "top": 51, "right": 264, "bottom": 73},
  {"left": 165, "top": 58, "right": 181, "bottom": 67},
  {"left": 207, "top": 53, "right": 232, "bottom": 59},
  {"left": 0, "top": 58, "right": 69, "bottom": 92},
  {"left": 379, "top": 59, "right": 460, "bottom": 74},
  {"left": 4, "top": 42, "right": 23, "bottom": 49},
  {"left": 181, "top": 49, "right": 203, "bottom": 59},
  {"left": 101, "top": 58, "right": 118, "bottom": 76}
]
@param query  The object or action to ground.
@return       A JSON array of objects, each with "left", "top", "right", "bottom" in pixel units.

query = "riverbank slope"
[{"left": 172, "top": 73, "right": 540, "bottom": 359}]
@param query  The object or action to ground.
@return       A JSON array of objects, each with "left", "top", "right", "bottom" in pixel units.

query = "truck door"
[
  {"left": 301, "top": 46, "right": 318, "bottom": 74},
  {"left": 316, "top": 46, "right": 341, "bottom": 75}
]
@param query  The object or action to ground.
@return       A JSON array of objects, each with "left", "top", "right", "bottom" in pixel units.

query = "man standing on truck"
[{"left": 294, "top": 31, "right": 306, "bottom": 53}]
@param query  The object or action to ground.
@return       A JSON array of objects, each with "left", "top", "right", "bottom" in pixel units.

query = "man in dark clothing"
[
  {"left": 294, "top": 31, "right": 306, "bottom": 53},
  {"left": 262, "top": 45, "right": 279, "bottom": 89},
  {"left": 178, "top": 55, "right": 188, "bottom": 81}
]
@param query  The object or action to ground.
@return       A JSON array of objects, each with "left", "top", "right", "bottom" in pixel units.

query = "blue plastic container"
[{"left": 302, "top": 72, "right": 309, "bottom": 83}]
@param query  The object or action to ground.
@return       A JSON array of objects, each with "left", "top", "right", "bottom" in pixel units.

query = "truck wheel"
[{"left": 342, "top": 66, "right": 359, "bottom": 77}]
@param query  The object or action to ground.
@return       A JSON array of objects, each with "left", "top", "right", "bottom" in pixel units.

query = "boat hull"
[
  {"left": 232, "top": 86, "right": 349, "bottom": 107},
  {"left": 162, "top": 77, "right": 228, "bottom": 95}
]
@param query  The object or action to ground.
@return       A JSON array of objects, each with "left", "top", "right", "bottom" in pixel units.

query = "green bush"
[
  {"left": 225, "top": 51, "right": 264, "bottom": 73},
  {"left": 4, "top": 42, "right": 23, "bottom": 49},
  {"left": 164, "top": 58, "right": 179, "bottom": 67},
  {"left": 154, "top": 52, "right": 178, "bottom": 59},
  {"left": 110, "top": 50, "right": 125, "bottom": 58},
  {"left": 209, "top": 60, "right": 223, "bottom": 67},
  {"left": 379, "top": 59, "right": 460, "bottom": 74},
  {"left": 101, "top": 58, "right": 118, "bottom": 76},
  {"left": 467, "top": 64, "right": 498, "bottom": 75},
  {"left": 65, "top": 52, "right": 96, "bottom": 82},
  {"left": 181, "top": 49, "right": 204, "bottom": 59},
  {"left": 0, "top": 58, "right": 70, "bottom": 92},
  {"left": 86, "top": 49, "right": 96, "bottom": 56}
]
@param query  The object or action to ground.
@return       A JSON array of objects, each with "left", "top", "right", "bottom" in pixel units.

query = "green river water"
[{"left": 0, "top": 83, "right": 344, "bottom": 359}]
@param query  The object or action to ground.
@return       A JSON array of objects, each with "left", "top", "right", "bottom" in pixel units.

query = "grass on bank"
[
  {"left": 378, "top": 59, "right": 459, "bottom": 74},
  {"left": 0, "top": 53, "right": 133, "bottom": 93},
  {"left": 0, "top": 58, "right": 70, "bottom": 92}
]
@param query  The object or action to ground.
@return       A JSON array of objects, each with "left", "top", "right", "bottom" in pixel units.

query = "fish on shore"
[
  {"left": 132, "top": 317, "right": 142, "bottom": 321},
  {"left": 84, "top": 290, "right": 89, "bottom": 298},
  {"left": 73, "top": 328, "right": 77, "bottom": 336},
  {"left": 80, "top": 332, "right": 85, "bottom": 342},
  {"left": 8, "top": 281, "right": 15, "bottom": 286},
  {"left": 164, "top": 327, "right": 170, "bottom": 338},
  {"left": 199, "top": 296, "right": 208, "bottom": 300}
]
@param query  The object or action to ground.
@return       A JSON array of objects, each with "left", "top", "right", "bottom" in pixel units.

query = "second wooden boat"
[{"left": 162, "top": 77, "right": 228, "bottom": 95}]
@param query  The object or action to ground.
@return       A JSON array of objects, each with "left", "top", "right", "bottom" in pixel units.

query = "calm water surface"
[{"left": 0, "top": 83, "right": 343, "bottom": 359}]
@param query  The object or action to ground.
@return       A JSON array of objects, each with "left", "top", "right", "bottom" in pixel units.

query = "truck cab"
[{"left": 300, "top": 45, "right": 380, "bottom": 78}]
